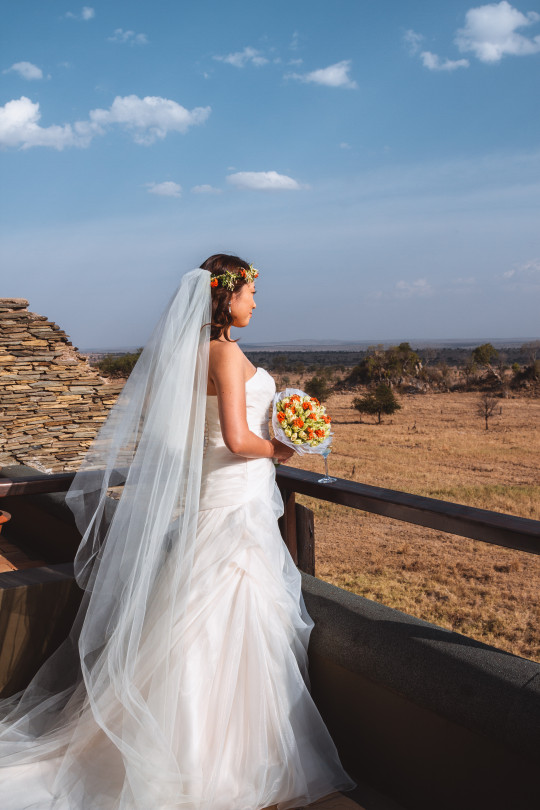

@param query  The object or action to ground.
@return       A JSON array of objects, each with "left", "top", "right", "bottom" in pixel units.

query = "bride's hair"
[{"left": 200, "top": 253, "right": 252, "bottom": 342}]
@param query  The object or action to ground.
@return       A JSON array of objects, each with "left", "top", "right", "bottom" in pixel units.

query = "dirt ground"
[{"left": 280, "top": 385, "right": 540, "bottom": 663}]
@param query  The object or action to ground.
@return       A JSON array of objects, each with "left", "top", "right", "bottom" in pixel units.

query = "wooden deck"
[{"left": 0, "top": 535, "right": 45, "bottom": 573}]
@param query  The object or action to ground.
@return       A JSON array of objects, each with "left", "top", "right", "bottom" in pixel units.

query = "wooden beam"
[
  {"left": 278, "top": 486, "right": 297, "bottom": 564},
  {"left": 276, "top": 467, "right": 540, "bottom": 556},
  {"left": 296, "top": 503, "right": 315, "bottom": 576}
]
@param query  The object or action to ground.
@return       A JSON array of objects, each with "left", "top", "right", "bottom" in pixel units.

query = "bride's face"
[{"left": 230, "top": 281, "right": 256, "bottom": 328}]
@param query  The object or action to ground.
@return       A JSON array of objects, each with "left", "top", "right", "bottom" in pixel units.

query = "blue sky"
[{"left": 1, "top": 0, "right": 539, "bottom": 348}]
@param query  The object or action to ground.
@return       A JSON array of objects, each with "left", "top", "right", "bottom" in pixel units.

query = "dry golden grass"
[{"left": 280, "top": 383, "right": 540, "bottom": 663}]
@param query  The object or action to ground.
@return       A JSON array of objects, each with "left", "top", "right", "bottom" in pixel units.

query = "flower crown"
[{"left": 210, "top": 263, "right": 259, "bottom": 291}]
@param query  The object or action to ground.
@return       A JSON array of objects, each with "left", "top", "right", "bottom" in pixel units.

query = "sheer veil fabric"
[
  {"left": 0, "top": 267, "right": 357, "bottom": 809},
  {"left": 0, "top": 268, "right": 213, "bottom": 807}
]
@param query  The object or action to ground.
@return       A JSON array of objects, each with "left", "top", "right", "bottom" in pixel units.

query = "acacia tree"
[
  {"left": 353, "top": 383, "right": 401, "bottom": 424},
  {"left": 476, "top": 393, "right": 498, "bottom": 430}
]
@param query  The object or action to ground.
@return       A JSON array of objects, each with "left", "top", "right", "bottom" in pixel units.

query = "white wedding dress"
[{"left": 0, "top": 365, "right": 356, "bottom": 809}]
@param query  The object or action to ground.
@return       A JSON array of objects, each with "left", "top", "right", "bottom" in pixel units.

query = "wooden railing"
[
  {"left": 1, "top": 468, "right": 539, "bottom": 577},
  {"left": 275, "top": 467, "right": 540, "bottom": 575}
]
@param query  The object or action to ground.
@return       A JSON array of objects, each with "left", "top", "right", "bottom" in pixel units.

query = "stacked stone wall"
[{"left": 0, "top": 298, "right": 124, "bottom": 472}]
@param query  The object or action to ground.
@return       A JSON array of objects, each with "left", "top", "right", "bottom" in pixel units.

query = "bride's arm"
[{"left": 210, "top": 343, "right": 292, "bottom": 461}]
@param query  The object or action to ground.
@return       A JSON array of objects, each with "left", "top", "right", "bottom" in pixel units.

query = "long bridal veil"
[{"left": 0, "top": 268, "right": 212, "bottom": 808}]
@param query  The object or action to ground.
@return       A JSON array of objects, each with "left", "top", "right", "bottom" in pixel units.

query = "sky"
[{"left": 1, "top": 0, "right": 539, "bottom": 349}]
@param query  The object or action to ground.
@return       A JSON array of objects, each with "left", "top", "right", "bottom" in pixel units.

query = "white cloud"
[
  {"left": 0, "top": 94, "right": 210, "bottom": 150},
  {"left": 455, "top": 1, "right": 540, "bottom": 62},
  {"left": 227, "top": 171, "right": 302, "bottom": 191},
  {"left": 3, "top": 61, "right": 44, "bottom": 80},
  {"left": 420, "top": 51, "right": 470, "bottom": 71},
  {"left": 145, "top": 181, "right": 182, "bottom": 198},
  {"left": 339, "top": 142, "right": 351, "bottom": 150},
  {"left": 501, "top": 259, "right": 540, "bottom": 288},
  {"left": 88, "top": 95, "right": 211, "bottom": 145},
  {"left": 403, "top": 29, "right": 424, "bottom": 55},
  {"left": 0, "top": 96, "right": 95, "bottom": 149},
  {"left": 108, "top": 28, "right": 148, "bottom": 46},
  {"left": 395, "top": 279, "right": 433, "bottom": 298},
  {"left": 214, "top": 46, "right": 268, "bottom": 68},
  {"left": 285, "top": 60, "right": 357, "bottom": 89},
  {"left": 65, "top": 6, "right": 94, "bottom": 21},
  {"left": 191, "top": 184, "right": 222, "bottom": 194}
]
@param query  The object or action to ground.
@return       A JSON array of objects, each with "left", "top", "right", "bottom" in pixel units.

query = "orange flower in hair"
[{"left": 210, "top": 263, "right": 259, "bottom": 290}]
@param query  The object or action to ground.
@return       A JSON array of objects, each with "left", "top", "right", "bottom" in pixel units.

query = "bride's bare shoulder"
[
  {"left": 209, "top": 339, "right": 244, "bottom": 367},
  {"left": 208, "top": 341, "right": 247, "bottom": 395}
]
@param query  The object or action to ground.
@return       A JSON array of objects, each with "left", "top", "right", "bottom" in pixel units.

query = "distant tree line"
[
  {"left": 95, "top": 349, "right": 143, "bottom": 377},
  {"left": 245, "top": 344, "right": 538, "bottom": 372},
  {"left": 92, "top": 341, "right": 540, "bottom": 396}
]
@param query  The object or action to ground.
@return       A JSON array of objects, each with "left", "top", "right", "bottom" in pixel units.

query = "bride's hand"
[{"left": 271, "top": 438, "right": 295, "bottom": 463}]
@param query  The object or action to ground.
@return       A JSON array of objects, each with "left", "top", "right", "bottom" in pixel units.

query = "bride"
[{"left": 0, "top": 254, "right": 357, "bottom": 809}]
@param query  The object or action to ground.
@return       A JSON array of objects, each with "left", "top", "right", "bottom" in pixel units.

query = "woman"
[{"left": 0, "top": 254, "right": 356, "bottom": 809}]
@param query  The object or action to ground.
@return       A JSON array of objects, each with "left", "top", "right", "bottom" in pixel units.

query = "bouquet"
[{"left": 272, "top": 388, "right": 333, "bottom": 456}]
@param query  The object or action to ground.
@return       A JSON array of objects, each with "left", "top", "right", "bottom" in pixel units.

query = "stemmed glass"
[{"left": 318, "top": 444, "right": 337, "bottom": 484}]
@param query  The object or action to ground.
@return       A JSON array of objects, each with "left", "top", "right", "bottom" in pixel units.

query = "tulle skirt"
[{"left": 0, "top": 470, "right": 356, "bottom": 809}]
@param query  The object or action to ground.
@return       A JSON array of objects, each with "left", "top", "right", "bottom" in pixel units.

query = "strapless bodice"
[{"left": 198, "top": 367, "right": 277, "bottom": 510}]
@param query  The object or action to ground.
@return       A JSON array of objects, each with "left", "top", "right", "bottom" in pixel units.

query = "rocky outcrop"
[{"left": 0, "top": 298, "right": 124, "bottom": 472}]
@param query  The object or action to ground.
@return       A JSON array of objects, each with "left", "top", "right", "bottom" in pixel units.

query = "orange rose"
[
  {"left": 316, "top": 428, "right": 325, "bottom": 437},
  {"left": 210, "top": 279, "right": 218, "bottom": 288},
  {"left": 302, "top": 402, "right": 311, "bottom": 410}
]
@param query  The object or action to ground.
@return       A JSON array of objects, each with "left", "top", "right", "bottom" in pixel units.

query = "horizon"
[{"left": 80, "top": 336, "right": 540, "bottom": 354}]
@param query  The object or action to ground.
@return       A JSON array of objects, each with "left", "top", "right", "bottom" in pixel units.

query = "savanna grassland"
[{"left": 278, "top": 384, "right": 540, "bottom": 663}]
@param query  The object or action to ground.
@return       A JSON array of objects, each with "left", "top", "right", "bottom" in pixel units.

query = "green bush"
[
  {"left": 353, "top": 383, "right": 401, "bottom": 424},
  {"left": 342, "top": 342, "right": 420, "bottom": 386}
]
